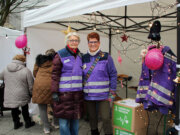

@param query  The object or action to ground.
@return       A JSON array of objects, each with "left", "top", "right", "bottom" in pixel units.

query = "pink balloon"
[
  {"left": 15, "top": 35, "right": 27, "bottom": 48},
  {"left": 145, "top": 48, "right": 164, "bottom": 70}
]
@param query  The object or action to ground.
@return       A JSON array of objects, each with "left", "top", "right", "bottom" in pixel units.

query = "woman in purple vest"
[
  {"left": 82, "top": 32, "right": 117, "bottom": 135},
  {"left": 51, "top": 32, "right": 84, "bottom": 135}
]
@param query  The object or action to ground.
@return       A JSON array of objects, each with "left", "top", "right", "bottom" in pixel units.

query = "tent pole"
[
  {"left": 109, "top": 28, "right": 112, "bottom": 55},
  {"left": 175, "top": 1, "right": 180, "bottom": 135},
  {"left": 124, "top": 6, "right": 127, "bottom": 29}
]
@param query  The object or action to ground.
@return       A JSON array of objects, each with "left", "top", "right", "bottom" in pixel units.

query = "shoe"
[
  {"left": 14, "top": 122, "right": 23, "bottom": 129},
  {"left": 25, "top": 120, "right": 35, "bottom": 128},
  {"left": 17, "top": 110, "right": 21, "bottom": 115},
  {"left": 51, "top": 123, "right": 59, "bottom": 129},
  {"left": 91, "top": 129, "right": 99, "bottom": 135},
  {"left": 44, "top": 128, "right": 50, "bottom": 134}
]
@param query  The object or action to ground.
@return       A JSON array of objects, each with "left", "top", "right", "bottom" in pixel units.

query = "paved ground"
[
  {"left": 0, "top": 86, "right": 135, "bottom": 135},
  {"left": 0, "top": 110, "right": 100, "bottom": 135},
  {"left": 0, "top": 85, "right": 170, "bottom": 135},
  {"left": 0, "top": 85, "right": 125, "bottom": 135}
]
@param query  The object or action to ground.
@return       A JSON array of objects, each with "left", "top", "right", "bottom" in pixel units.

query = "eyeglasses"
[
  {"left": 69, "top": 40, "right": 79, "bottom": 43},
  {"left": 88, "top": 41, "right": 99, "bottom": 44}
]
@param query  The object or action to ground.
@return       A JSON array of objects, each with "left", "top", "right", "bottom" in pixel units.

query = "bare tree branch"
[
  {"left": 10, "top": 0, "right": 23, "bottom": 12},
  {"left": 0, "top": 0, "right": 45, "bottom": 27},
  {"left": 12, "top": 0, "right": 46, "bottom": 13}
]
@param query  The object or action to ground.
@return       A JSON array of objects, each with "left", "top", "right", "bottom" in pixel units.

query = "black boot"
[
  {"left": 11, "top": 108, "right": 23, "bottom": 129},
  {"left": 91, "top": 129, "right": 99, "bottom": 135},
  {"left": 25, "top": 119, "right": 35, "bottom": 128},
  {"left": 17, "top": 109, "right": 21, "bottom": 115},
  {"left": 14, "top": 121, "right": 23, "bottom": 129}
]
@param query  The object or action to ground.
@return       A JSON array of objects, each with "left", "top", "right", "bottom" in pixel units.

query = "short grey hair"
[{"left": 65, "top": 32, "right": 80, "bottom": 45}]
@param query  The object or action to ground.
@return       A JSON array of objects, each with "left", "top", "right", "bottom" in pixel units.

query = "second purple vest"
[{"left": 83, "top": 52, "right": 110, "bottom": 100}]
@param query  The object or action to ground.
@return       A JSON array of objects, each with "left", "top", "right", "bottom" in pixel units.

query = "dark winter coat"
[
  {"left": 32, "top": 54, "right": 55, "bottom": 104},
  {"left": 51, "top": 47, "right": 84, "bottom": 119}
]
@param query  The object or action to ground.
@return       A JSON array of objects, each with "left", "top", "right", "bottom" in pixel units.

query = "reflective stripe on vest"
[
  {"left": 59, "top": 83, "right": 82, "bottom": 88},
  {"left": 84, "top": 81, "right": 109, "bottom": 86},
  {"left": 136, "top": 94, "right": 146, "bottom": 98},
  {"left": 136, "top": 86, "right": 149, "bottom": 99},
  {"left": 150, "top": 82, "right": 171, "bottom": 96},
  {"left": 83, "top": 81, "right": 109, "bottom": 93},
  {"left": 164, "top": 52, "right": 177, "bottom": 62},
  {"left": 60, "top": 76, "right": 82, "bottom": 81},
  {"left": 137, "top": 86, "right": 149, "bottom": 90},
  {"left": 147, "top": 90, "right": 173, "bottom": 105},
  {"left": 84, "top": 88, "right": 109, "bottom": 93}
]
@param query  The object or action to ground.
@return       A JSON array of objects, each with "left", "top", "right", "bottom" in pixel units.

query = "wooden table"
[{"left": 117, "top": 74, "right": 132, "bottom": 98}]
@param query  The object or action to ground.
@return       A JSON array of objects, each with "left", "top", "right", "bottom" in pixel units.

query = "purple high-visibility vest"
[
  {"left": 57, "top": 48, "right": 83, "bottom": 92},
  {"left": 145, "top": 46, "right": 177, "bottom": 109},
  {"left": 136, "top": 45, "right": 177, "bottom": 114},
  {"left": 136, "top": 62, "right": 151, "bottom": 103},
  {"left": 83, "top": 52, "right": 110, "bottom": 100}
]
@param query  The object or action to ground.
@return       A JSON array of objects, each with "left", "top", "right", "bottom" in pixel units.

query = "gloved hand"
[
  {"left": 107, "top": 90, "right": 116, "bottom": 102},
  {"left": 52, "top": 92, "right": 59, "bottom": 102},
  {"left": 110, "top": 90, "right": 116, "bottom": 96}
]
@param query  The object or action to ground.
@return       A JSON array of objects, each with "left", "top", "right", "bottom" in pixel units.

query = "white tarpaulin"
[
  {"left": 0, "top": 27, "right": 23, "bottom": 73},
  {"left": 23, "top": 0, "right": 155, "bottom": 28}
]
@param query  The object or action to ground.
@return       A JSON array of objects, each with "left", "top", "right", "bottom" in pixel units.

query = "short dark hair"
[{"left": 87, "top": 32, "right": 100, "bottom": 42}]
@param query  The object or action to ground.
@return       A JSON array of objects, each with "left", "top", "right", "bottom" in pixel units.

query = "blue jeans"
[{"left": 59, "top": 118, "right": 79, "bottom": 135}]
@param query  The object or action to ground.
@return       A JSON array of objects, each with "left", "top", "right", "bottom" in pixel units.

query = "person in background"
[
  {"left": 0, "top": 55, "right": 35, "bottom": 129},
  {"left": 82, "top": 32, "right": 117, "bottom": 135},
  {"left": 51, "top": 32, "right": 84, "bottom": 135},
  {"left": 32, "top": 49, "right": 59, "bottom": 134}
]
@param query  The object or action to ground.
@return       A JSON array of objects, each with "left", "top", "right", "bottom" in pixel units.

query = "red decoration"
[
  {"left": 22, "top": 47, "right": 30, "bottom": 55},
  {"left": 121, "top": 34, "right": 128, "bottom": 42}
]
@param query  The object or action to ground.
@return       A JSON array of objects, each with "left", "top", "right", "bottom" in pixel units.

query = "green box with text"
[
  {"left": 113, "top": 126, "right": 147, "bottom": 135},
  {"left": 113, "top": 99, "right": 148, "bottom": 132}
]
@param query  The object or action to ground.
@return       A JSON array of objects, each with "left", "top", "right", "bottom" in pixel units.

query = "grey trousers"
[
  {"left": 38, "top": 104, "right": 58, "bottom": 130},
  {"left": 86, "top": 100, "right": 112, "bottom": 134}
]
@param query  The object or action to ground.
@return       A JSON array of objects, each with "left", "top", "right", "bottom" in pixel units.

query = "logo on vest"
[
  {"left": 82, "top": 64, "right": 87, "bottom": 70},
  {"left": 64, "top": 59, "right": 70, "bottom": 63}
]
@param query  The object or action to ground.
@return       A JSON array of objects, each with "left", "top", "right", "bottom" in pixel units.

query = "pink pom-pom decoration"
[
  {"left": 15, "top": 34, "right": 27, "bottom": 48},
  {"left": 117, "top": 51, "right": 122, "bottom": 64},
  {"left": 145, "top": 48, "right": 164, "bottom": 70},
  {"left": 118, "top": 56, "right": 122, "bottom": 64}
]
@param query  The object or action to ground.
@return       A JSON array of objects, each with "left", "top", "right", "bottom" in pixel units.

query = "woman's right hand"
[{"left": 52, "top": 92, "right": 59, "bottom": 102}]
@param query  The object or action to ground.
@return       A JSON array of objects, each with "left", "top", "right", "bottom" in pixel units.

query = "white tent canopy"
[
  {"left": 22, "top": 0, "right": 176, "bottom": 87},
  {"left": 23, "top": 0, "right": 154, "bottom": 28},
  {"left": 14, "top": 0, "right": 180, "bottom": 132}
]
